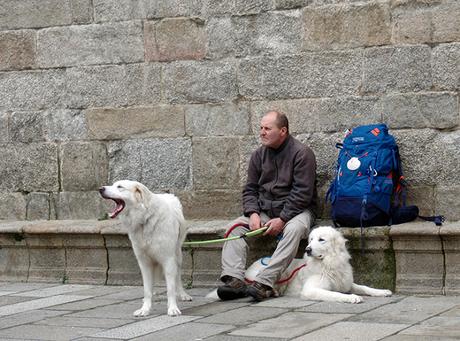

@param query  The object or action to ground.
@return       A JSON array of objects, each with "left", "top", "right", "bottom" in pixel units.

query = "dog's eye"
[
  {"left": 117, "top": 185, "right": 123, "bottom": 189},
  {"left": 319, "top": 238, "right": 325, "bottom": 243}
]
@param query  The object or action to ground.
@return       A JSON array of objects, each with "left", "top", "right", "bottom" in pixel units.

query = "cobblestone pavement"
[{"left": 0, "top": 282, "right": 459, "bottom": 340}]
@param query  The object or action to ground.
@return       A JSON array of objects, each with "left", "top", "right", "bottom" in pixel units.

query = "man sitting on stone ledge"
[{"left": 217, "top": 110, "right": 318, "bottom": 301}]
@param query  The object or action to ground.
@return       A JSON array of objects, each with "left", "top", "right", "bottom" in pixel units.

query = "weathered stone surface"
[
  {"left": 145, "top": 18, "right": 207, "bottom": 61},
  {"left": 8, "top": 110, "right": 87, "bottom": 143},
  {"left": 108, "top": 138, "right": 192, "bottom": 191},
  {"left": 66, "top": 64, "right": 162, "bottom": 108},
  {"left": 0, "top": 143, "right": 58, "bottom": 192},
  {"left": 10, "top": 111, "right": 46, "bottom": 143},
  {"left": 93, "top": 0, "right": 145, "bottom": 22},
  {"left": 45, "top": 110, "right": 88, "bottom": 141},
  {"left": 38, "top": 22, "right": 144, "bottom": 68},
  {"left": 60, "top": 142, "right": 108, "bottom": 192},
  {"left": 202, "top": 0, "right": 234, "bottom": 16},
  {"left": 143, "top": 0, "right": 202, "bottom": 18},
  {"left": 0, "top": 0, "right": 70, "bottom": 29},
  {"left": 26, "top": 193, "right": 51, "bottom": 220},
  {"left": 164, "top": 61, "right": 237, "bottom": 104},
  {"left": 70, "top": 0, "right": 93, "bottom": 24},
  {"left": 239, "top": 51, "right": 361, "bottom": 100},
  {"left": 392, "top": 0, "right": 460, "bottom": 44},
  {"left": 432, "top": 43, "right": 460, "bottom": 90},
  {"left": 178, "top": 190, "right": 242, "bottom": 219},
  {"left": 0, "top": 70, "right": 66, "bottom": 110},
  {"left": 185, "top": 102, "right": 250, "bottom": 137},
  {"left": 54, "top": 191, "right": 110, "bottom": 220},
  {"left": 103, "top": 234, "right": 141, "bottom": 285},
  {"left": 0, "top": 30, "right": 36, "bottom": 71},
  {"left": 0, "top": 112, "right": 7, "bottom": 143},
  {"left": 377, "top": 92, "right": 459, "bottom": 129},
  {"left": 206, "top": 18, "right": 234, "bottom": 59},
  {"left": 435, "top": 186, "right": 460, "bottom": 221},
  {"left": 237, "top": 136, "right": 260, "bottom": 188},
  {"left": 297, "top": 132, "right": 344, "bottom": 187},
  {"left": 363, "top": 45, "right": 432, "bottom": 93},
  {"left": 250, "top": 97, "right": 381, "bottom": 134},
  {"left": 64, "top": 234, "right": 107, "bottom": 284},
  {"left": 274, "top": 0, "right": 311, "bottom": 10},
  {"left": 405, "top": 185, "right": 436, "bottom": 217},
  {"left": 231, "top": 10, "right": 303, "bottom": 56},
  {"left": 233, "top": 0, "right": 274, "bottom": 15},
  {"left": 390, "top": 223, "right": 444, "bottom": 294},
  {"left": 192, "top": 137, "right": 240, "bottom": 191},
  {"left": 393, "top": 129, "right": 460, "bottom": 187},
  {"left": 440, "top": 223, "right": 460, "bottom": 294},
  {"left": 0, "top": 234, "right": 29, "bottom": 281},
  {"left": 26, "top": 234, "right": 66, "bottom": 282},
  {"left": 202, "top": 0, "right": 274, "bottom": 16},
  {"left": 0, "top": 193, "right": 27, "bottom": 220},
  {"left": 86, "top": 106, "right": 185, "bottom": 140},
  {"left": 302, "top": 2, "right": 391, "bottom": 50}
]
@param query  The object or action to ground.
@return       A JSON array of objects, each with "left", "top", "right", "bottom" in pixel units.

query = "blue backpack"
[{"left": 326, "top": 124, "right": 443, "bottom": 228}]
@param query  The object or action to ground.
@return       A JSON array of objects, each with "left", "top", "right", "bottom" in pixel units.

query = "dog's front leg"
[
  {"left": 133, "top": 255, "right": 154, "bottom": 317},
  {"left": 301, "top": 287, "right": 363, "bottom": 304},
  {"left": 163, "top": 258, "right": 181, "bottom": 316},
  {"left": 351, "top": 283, "right": 392, "bottom": 297}
]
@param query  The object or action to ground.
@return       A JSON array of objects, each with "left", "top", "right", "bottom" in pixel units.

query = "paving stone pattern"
[{"left": 0, "top": 282, "right": 459, "bottom": 340}]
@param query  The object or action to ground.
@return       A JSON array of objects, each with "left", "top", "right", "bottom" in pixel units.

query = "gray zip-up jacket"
[{"left": 242, "top": 135, "right": 317, "bottom": 222}]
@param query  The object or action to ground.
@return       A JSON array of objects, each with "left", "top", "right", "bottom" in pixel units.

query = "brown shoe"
[
  {"left": 247, "top": 281, "right": 274, "bottom": 302},
  {"left": 217, "top": 276, "right": 248, "bottom": 301}
]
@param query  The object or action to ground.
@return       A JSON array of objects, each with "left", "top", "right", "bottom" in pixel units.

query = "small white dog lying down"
[
  {"left": 210, "top": 225, "right": 392, "bottom": 303},
  {"left": 99, "top": 180, "right": 192, "bottom": 316}
]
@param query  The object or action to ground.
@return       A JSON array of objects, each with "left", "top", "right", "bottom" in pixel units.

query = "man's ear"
[{"left": 280, "top": 126, "right": 288, "bottom": 136}]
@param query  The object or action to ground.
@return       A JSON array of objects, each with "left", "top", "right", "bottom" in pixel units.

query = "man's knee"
[{"left": 283, "top": 221, "right": 308, "bottom": 238}]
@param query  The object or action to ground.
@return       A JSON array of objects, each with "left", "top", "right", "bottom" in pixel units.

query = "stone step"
[{"left": 0, "top": 219, "right": 458, "bottom": 295}]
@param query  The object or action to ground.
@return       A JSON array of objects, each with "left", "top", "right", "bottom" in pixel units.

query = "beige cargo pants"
[{"left": 220, "top": 210, "right": 314, "bottom": 288}]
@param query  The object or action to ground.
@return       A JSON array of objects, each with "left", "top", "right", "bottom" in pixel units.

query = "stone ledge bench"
[{"left": 0, "top": 219, "right": 459, "bottom": 295}]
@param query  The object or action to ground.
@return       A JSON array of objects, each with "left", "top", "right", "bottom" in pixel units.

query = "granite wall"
[{"left": 0, "top": 0, "right": 459, "bottom": 221}]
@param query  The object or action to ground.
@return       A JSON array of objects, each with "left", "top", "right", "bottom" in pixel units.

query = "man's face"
[{"left": 259, "top": 112, "right": 287, "bottom": 149}]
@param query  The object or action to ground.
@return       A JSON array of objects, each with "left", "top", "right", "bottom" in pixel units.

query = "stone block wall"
[{"left": 0, "top": 0, "right": 459, "bottom": 221}]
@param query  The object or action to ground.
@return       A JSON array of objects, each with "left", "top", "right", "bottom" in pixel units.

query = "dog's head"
[
  {"left": 305, "top": 226, "right": 348, "bottom": 260},
  {"left": 99, "top": 180, "right": 148, "bottom": 218}
]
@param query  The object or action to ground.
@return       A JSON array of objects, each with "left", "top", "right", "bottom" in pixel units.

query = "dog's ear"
[
  {"left": 332, "top": 232, "right": 348, "bottom": 255},
  {"left": 134, "top": 185, "right": 144, "bottom": 203}
]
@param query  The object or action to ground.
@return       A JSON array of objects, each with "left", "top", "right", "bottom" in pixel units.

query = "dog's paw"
[
  {"left": 179, "top": 292, "right": 193, "bottom": 301},
  {"left": 133, "top": 307, "right": 151, "bottom": 317},
  {"left": 167, "top": 305, "right": 182, "bottom": 316},
  {"left": 348, "top": 294, "right": 363, "bottom": 304},
  {"left": 381, "top": 289, "right": 392, "bottom": 297}
]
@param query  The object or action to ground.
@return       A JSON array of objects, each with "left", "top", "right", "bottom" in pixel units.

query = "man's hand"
[
  {"left": 249, "top": 213, "right": 262, "bottom": 231},
  {"left": 263, "top": 218, "right": 285, "bottom": 236}
]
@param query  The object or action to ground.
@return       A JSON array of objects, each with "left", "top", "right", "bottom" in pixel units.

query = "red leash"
[{"left": 224, "top": 222, "right": 250, "bottom": 238}]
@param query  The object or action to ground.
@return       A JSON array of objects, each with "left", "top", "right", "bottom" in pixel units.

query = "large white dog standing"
[
  {"left": 99, "top": 180, "right": 192, "bottom": 316},
  {"left": 245, "top": 225, "right": 392, "bottom": 303}
]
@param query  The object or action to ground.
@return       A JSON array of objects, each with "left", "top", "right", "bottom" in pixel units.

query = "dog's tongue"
[{"left": 110, "top": 199, "right": 125, "bottom": 218}]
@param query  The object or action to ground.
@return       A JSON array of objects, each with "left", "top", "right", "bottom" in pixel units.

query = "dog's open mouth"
[
  {"left": 108, "top": 198, "right": 125, "bottom": 218},
  {"left": 100, "top": 189, "right": 126, "bottom": 219}
]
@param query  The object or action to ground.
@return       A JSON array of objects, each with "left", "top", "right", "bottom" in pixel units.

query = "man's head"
[{"left": 259, "top": 111, "right": 289, "bottom": 149}]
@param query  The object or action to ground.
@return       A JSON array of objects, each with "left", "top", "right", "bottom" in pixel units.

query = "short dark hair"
[{"left": 267, "top": 110, "right": 289, "bottom": 133}]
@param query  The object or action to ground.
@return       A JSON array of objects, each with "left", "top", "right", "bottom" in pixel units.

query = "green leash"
[{"left": 183, "top": 226, "right": 269, "bottom": 246}]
